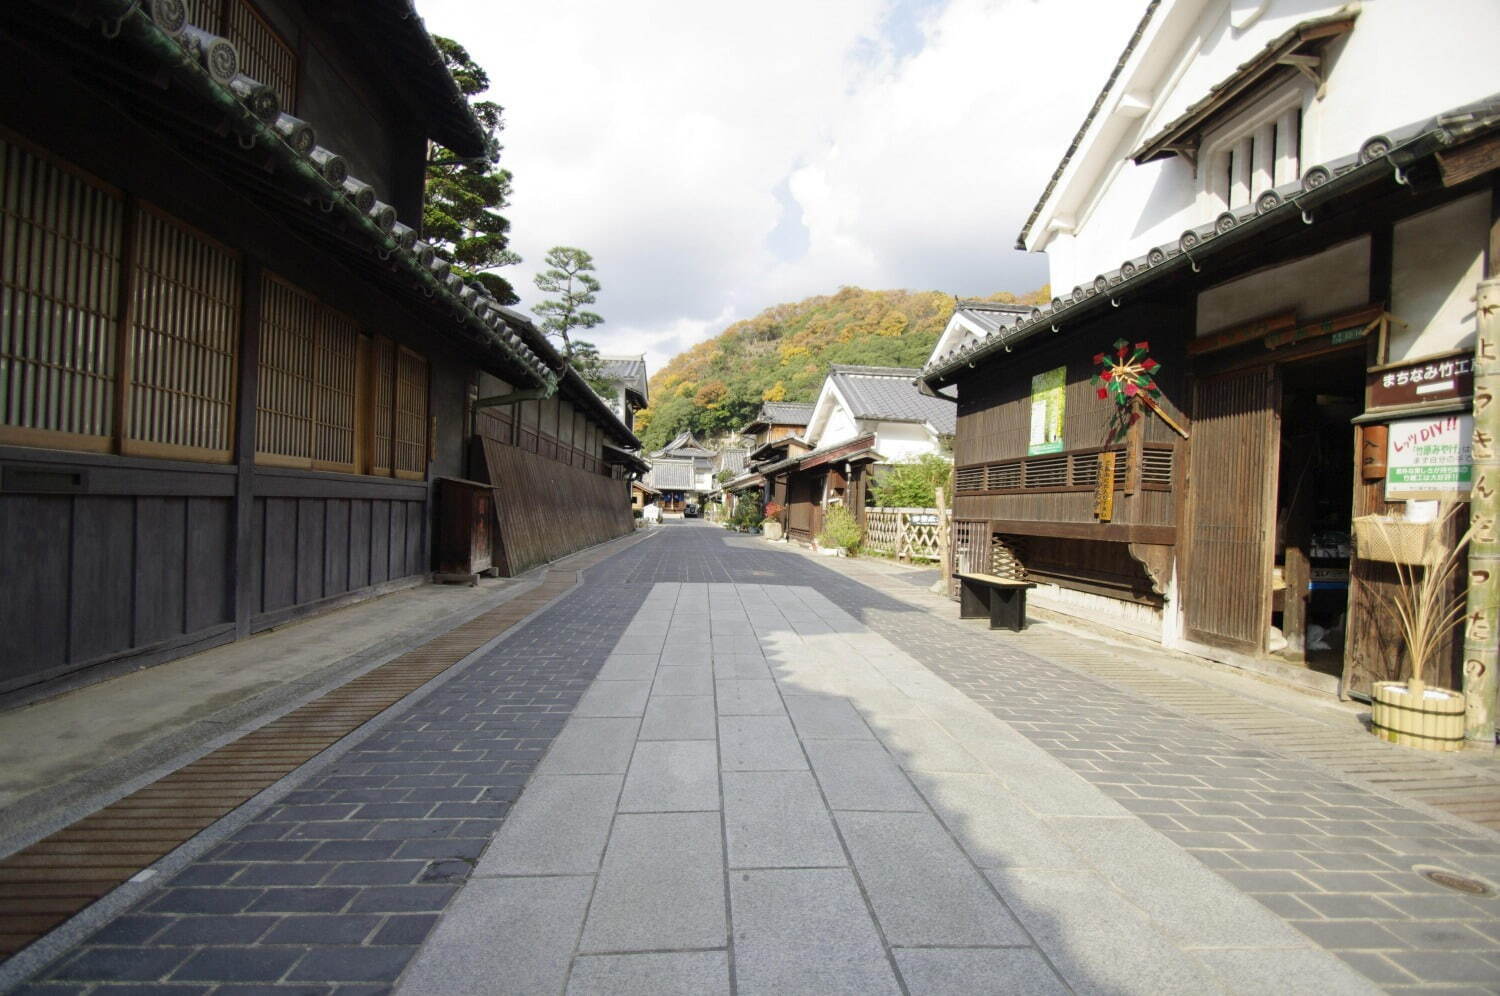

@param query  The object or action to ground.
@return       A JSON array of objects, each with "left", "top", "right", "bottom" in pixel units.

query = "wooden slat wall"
[
  {"left": 0, "top": 136, "right": 124, "bottom": 449},
  {"left": 480, "top": 436, "right": 631, "bottom": 576},
  {"left": 127, "top": 209, "right": 238, "bottom": 460},
  {"left": 0, "top": 488, "right": 234, "bottom": 695},
  {"left": 1181, "top": 366, "right": 1277, "bottom": 652},
  {"left": 248, "top": 490, "right": 426, "bottom": 626}
]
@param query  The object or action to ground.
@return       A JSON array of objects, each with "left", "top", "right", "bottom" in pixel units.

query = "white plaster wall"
[
  {"left": 871, "top": 421, "right": 942, "bottom": 462},
  {"left": 1388, "top": 191, "right": 1490, "bottom": 362},
  {"left": 1029, "top": 583, "right": 1165, "bottom": 642},
  {"left": 1044, "top": 0, "right": 1500, "bottom": 293},
  {"left": 820, "top": 404, "right": 861, "bottom": 448},
  {"left": 1194, "top": 235, "right": 1370, "bottom": 334}
]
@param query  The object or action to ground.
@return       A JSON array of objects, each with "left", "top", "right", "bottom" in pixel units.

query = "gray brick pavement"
[
  {"left": 12, "top": 523, "right": 1500, "bottom": 993},
  {"left": 17, "top": 568, "right": 653, "bottom": 993}
]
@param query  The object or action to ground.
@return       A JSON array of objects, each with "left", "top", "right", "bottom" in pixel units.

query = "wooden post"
[
  {"left": 932, "top": 487, "right": 951, "bottom": 596},
  {"left": 232, "top": 261, "right": 263, "bottom": 638},
  {"left": 1463, "top": 277, "right": 1500, "bottom": 745}
]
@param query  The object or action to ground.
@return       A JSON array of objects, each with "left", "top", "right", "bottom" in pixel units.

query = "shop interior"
[{"left": 1272, "top": 347, "right": 1364, "bottom": 676}]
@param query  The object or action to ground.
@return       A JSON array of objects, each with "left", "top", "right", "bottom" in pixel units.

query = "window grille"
[
  {"left": 986, "top": 461, "right": 1021, "bottom": 490},
  {"left": 371, "top": 336, "right": 394, "bottom": 474},
  {"left": 954, "top": 464, "right": 984, "bottom": 493},
  {"left": 0, "top": 137, "right": 125, "bottom": 449},
  {"left": 256, "top": 274, "right": 356, "bottom": 472},
  {"left": 393, "top": 347, "right": 427, "bottom": 477},
  {"left": 1142, "top": 447, "right": 1174, "bottom": 487},
  {"left": 127, "top": 209, "right": 238, "bottom": 459},
  {"left": 312, "top": 307, "right": 358, "bottom": 468},
  {"left": 227, "top": 0, "right": 298, "bottom": 112},
  {"left": 1024, "top": 454, "right": 1068, "bottom": 489}
]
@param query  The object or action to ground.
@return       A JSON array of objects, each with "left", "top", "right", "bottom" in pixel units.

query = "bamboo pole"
[
  {"left": 931, "top": 486, "right": 951, "bottom": 596},
  {"left": 1463, "top": 278, "right": 1500, "bottom": 746}
]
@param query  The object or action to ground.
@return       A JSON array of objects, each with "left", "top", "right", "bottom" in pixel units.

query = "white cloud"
[{"left": 416, "top": 0, "right": 1143, "bottom": 378}]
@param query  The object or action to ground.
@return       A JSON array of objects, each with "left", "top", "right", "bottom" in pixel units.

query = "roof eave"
[{"left": 928, "top": 124, "right": 1463, "bottom": 388}]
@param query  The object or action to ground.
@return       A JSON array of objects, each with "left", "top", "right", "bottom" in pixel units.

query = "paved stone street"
[{"left": 10, "top": 522, "right": 1500, "bottom": 994}]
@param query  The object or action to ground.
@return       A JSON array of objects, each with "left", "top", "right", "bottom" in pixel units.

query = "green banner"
[{"left": 1029, "top": 366, "right": 1066, "bottom": 455}]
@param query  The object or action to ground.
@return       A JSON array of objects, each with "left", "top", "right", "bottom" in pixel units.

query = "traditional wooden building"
[
  {"left": 749, "top": 366, "right": 954, "bottom": 543},
  {"left": 0, "top": 0, "right": 638, "bottom": 696},
  {"left": 922, "top": 0, "right": 1500, "bottom": 700}
]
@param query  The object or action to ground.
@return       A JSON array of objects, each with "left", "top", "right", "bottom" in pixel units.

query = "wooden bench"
[{"left": 955, "top": 572, "right": 1036, "bottom": 632}]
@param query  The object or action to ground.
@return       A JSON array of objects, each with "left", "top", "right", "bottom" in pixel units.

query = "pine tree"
[
  {"left": 423, "top": 37, "right": 521, "bottom": 304},
  {"left": 533, "top": 247, "right": 604, "bottom": 354}
]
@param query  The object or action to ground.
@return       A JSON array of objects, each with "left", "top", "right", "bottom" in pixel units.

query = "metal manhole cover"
[{"left": 1414, "top": 865, "right": 1495, "bottom": 897}]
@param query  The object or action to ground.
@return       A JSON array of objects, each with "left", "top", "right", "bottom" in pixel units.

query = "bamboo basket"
[
  {"left": 1370, "top": 680, "right": 1465, "bottom": 751},
  {"left": 1352, "top": 516, "right": 1436, "bottom": 566}
]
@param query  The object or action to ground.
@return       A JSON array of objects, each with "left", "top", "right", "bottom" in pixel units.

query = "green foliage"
[
  {"left": 534, "top": 247, "right": 603, "bottom": 354},
  {"left": 424, "top": 37, "right": 520, "bottom": 304},
  {"left": 818, "top": 505, "right": 863, "bottom": 553},
  {"left": 870, "top": 453, "right": 954, "bottom": 508},
  {"left": 635, "top": 286, "right": 1048, "bottom": 451},
  {"left": 730, "top": 494, "right": 763, "bottom": 528},
  {"left": 565, "top": 340, "right": 615, "bottom": 396}
]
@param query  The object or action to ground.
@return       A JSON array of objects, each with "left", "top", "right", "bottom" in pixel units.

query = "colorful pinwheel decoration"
[{"left": 1091, "top": 340, "right": 1188, "bottom": 438}]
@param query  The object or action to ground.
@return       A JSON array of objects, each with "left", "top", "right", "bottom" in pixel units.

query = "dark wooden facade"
[
  {"left": 936, "top": 146, "right": 1500, "bottom": 696},
  {"left": 0, "top": 1, "right": 637, "bottom": 697},
  {"left": 474, "top": 400, "right": 631, "bottom": 575}
]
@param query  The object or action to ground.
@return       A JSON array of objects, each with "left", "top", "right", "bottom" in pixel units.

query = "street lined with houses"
[{"left": 5, "top": 524, "right": 1498, "bottom": 993}]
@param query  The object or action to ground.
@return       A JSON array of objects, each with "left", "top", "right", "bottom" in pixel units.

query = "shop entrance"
[{"left": 1271, "top": 347, "right": 1364, "bottom": 675}]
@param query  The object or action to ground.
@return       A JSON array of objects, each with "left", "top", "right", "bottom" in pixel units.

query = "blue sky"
[{"left": 416, "top": 0, "right": 1143, "bottom": 376}]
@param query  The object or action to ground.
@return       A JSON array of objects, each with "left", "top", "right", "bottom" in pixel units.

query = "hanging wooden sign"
[{"left": 1095, "top": 451, "right": 1116, "bottom": 521}]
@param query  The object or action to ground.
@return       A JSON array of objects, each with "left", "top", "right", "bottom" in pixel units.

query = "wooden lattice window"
[
  {"left": 183, "top": 0, "right": 224, "bottom": 33},
  {"left": 126, "top": 208, "right": 239, "bottom": 460},
  {"left": 0, "top": 136, "right": 126, "bottom": 452},
  {"left": 227, "top": 0, "right": 298, "bottom": 112},
  {"left": 371, "top": 336, "right": 394, "bottom": 475},
  {"left": 256, "top": 274, "right": 356, "bottom": 472},
  {"left": 393, "top": 347, "right": 428, "bottom": 478}
]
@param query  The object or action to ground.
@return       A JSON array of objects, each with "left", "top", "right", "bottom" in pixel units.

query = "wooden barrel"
[{"left": 1371, "top": 681, "right": 1465, "bottom": 751}]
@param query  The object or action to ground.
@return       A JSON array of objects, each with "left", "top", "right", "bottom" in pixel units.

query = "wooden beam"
[
  {"left": 232, "top": 260, "right": 263, "bottom": 639},
  {"left": 986, "top": 518, "right": 1174, "bottom": 545}
]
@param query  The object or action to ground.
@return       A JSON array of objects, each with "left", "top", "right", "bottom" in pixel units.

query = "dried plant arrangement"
[{"left": 1358, "top": 501, "right": 1474, "bottom": 685}]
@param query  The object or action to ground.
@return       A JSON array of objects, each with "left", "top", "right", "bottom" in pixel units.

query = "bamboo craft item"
[{"left": 1371, "top": 679, "right": 1466, "bottom": 751}]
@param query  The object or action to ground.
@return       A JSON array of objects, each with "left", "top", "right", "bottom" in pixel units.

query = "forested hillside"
[{"left": 636, "top": 286, "right": 1046, "bottom": 451}]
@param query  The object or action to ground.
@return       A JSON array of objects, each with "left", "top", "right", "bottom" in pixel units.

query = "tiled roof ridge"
[
  {"left": 925, "top": 92, "right": 1500, "bottom": 385},
  {"left": 829, "top": 365, "right": 923, "bottom": 377},
  {"left": 1015, "top": 0, "right": 1161, "bottom": 251},
  {"left": 955, "top": 299, "right": 1035, "bottom": 312}
]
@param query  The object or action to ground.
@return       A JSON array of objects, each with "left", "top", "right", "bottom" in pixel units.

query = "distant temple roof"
[{"left": 653, "top": 430, "right": 716, "bottom": 459}]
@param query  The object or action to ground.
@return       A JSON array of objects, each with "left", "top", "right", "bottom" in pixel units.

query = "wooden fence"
[{"left": 863, "top": 507, "right": 945, "bottom": 561}]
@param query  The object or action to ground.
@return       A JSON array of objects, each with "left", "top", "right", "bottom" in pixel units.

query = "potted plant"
[
  {"left": 762, "top": 501, "right": 785, "bottom": 541},
  {"left": 1357, "top": 501, "right": 1472, "bottom": 751}
]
